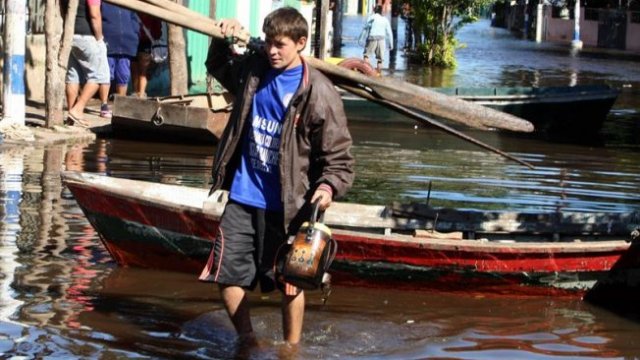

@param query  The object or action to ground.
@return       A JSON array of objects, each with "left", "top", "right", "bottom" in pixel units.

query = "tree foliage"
[{"left": 409, "top": 0, "right": 492, "bottom": 67}]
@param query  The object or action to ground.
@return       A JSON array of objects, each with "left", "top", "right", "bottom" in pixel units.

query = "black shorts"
[{"left": 208, "top": 200, "right": 297, "bottom": 293}]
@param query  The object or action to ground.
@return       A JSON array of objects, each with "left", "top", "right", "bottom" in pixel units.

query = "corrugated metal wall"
[
  {"left": 216, "top": 1, "right": 238, "bottom": 21},
  {"left": 215, "top": 0, "right": 305, "bottom": 36},
  {"left": 186, "top": 1, "right": 211, "bottom": 88}
]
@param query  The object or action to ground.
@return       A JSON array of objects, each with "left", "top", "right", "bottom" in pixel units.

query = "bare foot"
[{"left": 65, "top": 111, "right": 89, "bottom": 128}]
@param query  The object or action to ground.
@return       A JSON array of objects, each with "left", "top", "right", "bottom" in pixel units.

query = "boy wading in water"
[{"left": 199, "top": 7, "right": 354, "bottom": 345}]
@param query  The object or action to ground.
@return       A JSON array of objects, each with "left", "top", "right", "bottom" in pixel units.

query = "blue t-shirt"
[{"left": 229, "top": 65, "right": 303, "bottom": 210}]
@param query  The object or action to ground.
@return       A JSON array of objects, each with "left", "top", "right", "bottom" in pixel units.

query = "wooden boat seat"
[{"left": 390, "top": 202, "right": 640, "bottom": 237}]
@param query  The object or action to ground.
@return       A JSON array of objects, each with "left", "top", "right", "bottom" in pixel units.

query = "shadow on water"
[
  {"left": 585, "top": 241, "right": 640, "bottom": 325},
  {"left": 41, "top": 267, "right": 640, "bottom": 358}
]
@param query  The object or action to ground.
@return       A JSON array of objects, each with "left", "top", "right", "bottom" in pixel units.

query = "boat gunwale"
[
  {"left": 63, "top": 171, "right": 216, "bottom": 218},
  {"left": 62, "top": 172, "right": 636, "bottom": 254},
  {"left": 332, "top": 228, "right": 632, "bottom": 253}
]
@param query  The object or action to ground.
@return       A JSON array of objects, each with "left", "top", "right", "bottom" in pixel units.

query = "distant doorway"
[{"left": 598, "top": 9, "right": 627, "bottom": 49}]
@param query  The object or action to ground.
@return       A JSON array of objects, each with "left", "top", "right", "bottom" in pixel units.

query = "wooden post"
[
  {"left": 314, "top": 0, "right": 330, "bottom": 59},
  {"left": 209, "top": 0, "right": 216, "bottom": 20},
  {"left": 571, "top": 0, "right": 583, "bottom": 49},
  {"left": 45, "top": 0, "right": 77, "bottom": 127},
  {"left": 168, "top": 0, "right": 188, "bottom": 95},
  {"left": 332, "top": 0, "right": 343, "bottom": 57}
]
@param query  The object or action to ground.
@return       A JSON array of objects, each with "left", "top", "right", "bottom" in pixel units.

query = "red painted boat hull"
[{"left": 64, "top": 173, "right": 640, "bottom": 299}]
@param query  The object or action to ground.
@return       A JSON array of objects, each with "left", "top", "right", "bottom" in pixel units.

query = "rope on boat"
[
  {"left": 0, "top": 123, "right": 36, "bottom": 142},
  {"left": 631, "top": 228, "right": 640, "bottom": 243}
]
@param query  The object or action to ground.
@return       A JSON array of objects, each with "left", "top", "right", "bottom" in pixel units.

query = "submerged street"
[{"left": 1, "top": 16, "right": 640, "bottom": 359}]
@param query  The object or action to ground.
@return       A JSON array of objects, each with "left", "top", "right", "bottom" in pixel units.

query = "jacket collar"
[{"left": 300, "top": 56, "right": 310, "bottom": 89}]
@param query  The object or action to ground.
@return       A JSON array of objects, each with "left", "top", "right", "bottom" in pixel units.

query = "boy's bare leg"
[
  {"left": 282, "top": 291, "right": 305, "bottom": 344},
  {"left": 219, "top": 284, "right": 254, "bottom": 337}
]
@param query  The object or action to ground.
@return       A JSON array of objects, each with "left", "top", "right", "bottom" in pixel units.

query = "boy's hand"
[
  {"left": 218, "top": 19, "right": 246, "bottom": 41},
  {"left": 311, "top": 187, "right": 333, "bottom": 211}
]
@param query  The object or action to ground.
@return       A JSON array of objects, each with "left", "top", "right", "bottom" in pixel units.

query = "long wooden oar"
[
  {"left": 103, "top": 0, "right": 534, "bottom": 133},
  {"left": 339, "top": 83, "right": 535, "bottom": 168}
]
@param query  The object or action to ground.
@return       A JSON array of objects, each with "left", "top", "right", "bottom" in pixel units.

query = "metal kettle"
[{"left": 282, "top": 200, "right": 338, "bottom": 290}]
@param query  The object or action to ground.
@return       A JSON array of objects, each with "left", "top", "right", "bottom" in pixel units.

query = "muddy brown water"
[{"left": 2, "top": 17, "right": 640, "bottom": 359}]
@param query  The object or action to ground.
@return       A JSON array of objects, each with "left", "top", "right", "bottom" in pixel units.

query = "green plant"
[{"left": 409, "top": 0, "right": 490, "bottom": 67}]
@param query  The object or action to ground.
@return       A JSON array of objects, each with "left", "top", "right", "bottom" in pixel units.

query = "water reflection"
[
  {"left": 1, "top": 139, "right": 638, "bottom": 357},
  {"left": 0, "top": 143, "right": 112, "bottom": 356},
  {"left": 346, "top": 123, "right": 640, "bottom": 212},
  {"left": 26, "top": 266, "right": 633, "bottom": 359},
  {"left": 0, "top": 146, "right": 25, "bottom": 325},
  {"left": 0, "top": 129, "right": 638, "bottom": 358}
]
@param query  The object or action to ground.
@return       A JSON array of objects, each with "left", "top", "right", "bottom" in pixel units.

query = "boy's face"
[{"left": 264, "top": 35, "right": 307, "bottom": 71}]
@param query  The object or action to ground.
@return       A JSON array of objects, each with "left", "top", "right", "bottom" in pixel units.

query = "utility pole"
[
  {"left": 571, "top": 0, "right": 583, "bottom": 49},
  {"left": 535, "top": 1, "right": 544, "bottom": 43},
  {"left": 523, "top": 0, "right": 529, "bottom": 39},
  {"left": 316, "top": 0, "right": 330, "bottom": 59},
  {"left": 2, "top": 0, "right": 26, "bottom": 126},
  {"left": 332, "top": 0, "right": 344, "bottom": 57},
  {"left": 168, "top": 0, "right": 188, "bottom": 95}
]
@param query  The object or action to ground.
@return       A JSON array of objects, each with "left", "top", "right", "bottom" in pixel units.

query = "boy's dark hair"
[
  {"left": 374, "top": 5, "right": 383, "bottom": 14},
  {"left": 262, "top": 7, "right": 308, "bottom": 41}
]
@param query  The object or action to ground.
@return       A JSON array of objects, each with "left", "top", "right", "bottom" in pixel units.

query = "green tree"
[{"left": 410, "top": 0, "right": 492, "bottom": 67}]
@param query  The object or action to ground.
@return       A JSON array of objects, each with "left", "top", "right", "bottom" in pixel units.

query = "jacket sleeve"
[
  {"left": 312, "top": 81, "right": 355, "bottom": 199},
  {"left": 205, "top": 38, "right": 250, "bottom": 94}
]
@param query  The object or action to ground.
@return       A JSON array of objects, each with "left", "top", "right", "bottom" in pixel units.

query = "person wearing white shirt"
[{"left": 361, "top": 5, "right": 393, "bottom": 74}]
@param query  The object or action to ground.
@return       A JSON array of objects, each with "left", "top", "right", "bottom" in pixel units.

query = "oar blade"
[{"left": 307, "top": 57, "right": 534, "bottom": 133}]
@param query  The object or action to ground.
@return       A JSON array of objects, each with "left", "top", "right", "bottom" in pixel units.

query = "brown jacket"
[{"left": 206, "top": 40, "right": 355, "bottom": 233}]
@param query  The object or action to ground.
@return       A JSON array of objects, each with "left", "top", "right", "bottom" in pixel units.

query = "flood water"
[{"left": 2, "top": 18, "right": 640, "bottom": 359}]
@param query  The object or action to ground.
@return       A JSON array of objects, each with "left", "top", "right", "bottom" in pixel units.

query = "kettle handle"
[{"left": 310, "top": 199, "right": 324, "bottom": 225}]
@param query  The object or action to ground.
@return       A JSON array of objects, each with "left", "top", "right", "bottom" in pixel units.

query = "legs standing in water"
[
  {"left": 219, "top": 284, "right": 255, "bottom": 338},
  {"left": 282, "top": 291, "right": 305, "bottom": 344},
  {"left": 208, "top": 201, "right": 306, "bottom": 345},
  {"left": 218, "top": 284, "right": 306, "bottom": 345}
]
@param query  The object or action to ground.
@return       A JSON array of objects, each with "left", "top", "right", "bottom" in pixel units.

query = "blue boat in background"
[{"left": 344, "top": 84, "right": 620, "bottom": 140}]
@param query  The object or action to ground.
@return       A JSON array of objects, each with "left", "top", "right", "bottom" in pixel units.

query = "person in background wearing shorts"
[
  {"left": 199, "top": 7, "right": 354, "bottom": 346},
  {"left": 65, "top": 0, "right": 110, "bottom": 127},
  {"left": 362, "top": 5, "right": 393, "bottom": 74},
  {"left": 98, "top": 2, "right": 140, "bottom": 118},
  {"left": 131, "top": 13, "right": 162, "bottom": 98}
]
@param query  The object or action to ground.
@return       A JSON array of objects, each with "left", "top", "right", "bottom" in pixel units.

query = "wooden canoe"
[{"left": 62, "top": 171, "right": 640, "bottom": 299}]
